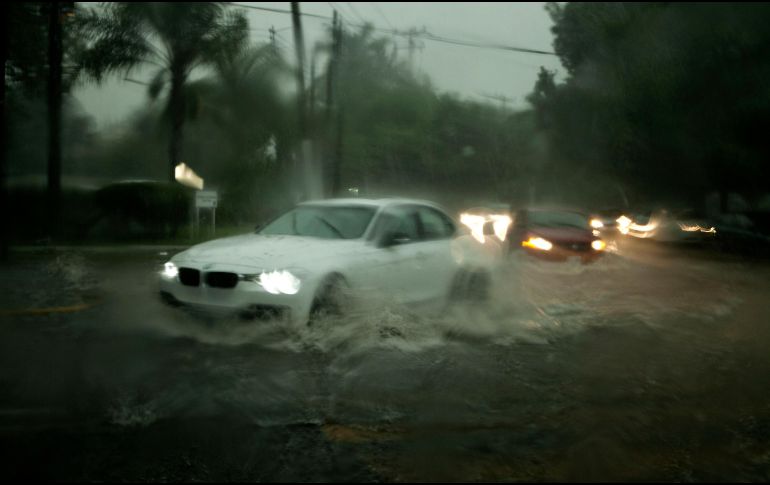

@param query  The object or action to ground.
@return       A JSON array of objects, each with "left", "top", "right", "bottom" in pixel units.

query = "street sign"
[{"left": 196, "top": 190, "right": 218, "bottom": 208}]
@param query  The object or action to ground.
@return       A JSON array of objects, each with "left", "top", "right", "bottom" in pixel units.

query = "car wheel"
[
  {"left": 450, "top": 269, "right": 491, "bottom": 303},
  {"left": 309, "top": 274, "right": 347, "bottom": 324}
]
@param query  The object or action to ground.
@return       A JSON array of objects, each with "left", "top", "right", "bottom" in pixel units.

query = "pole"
[
  {"left": 325, "top": 11, "right": 339, "bottom": 197},
  {"left": 329, "top": 14, "right": 343, "bottom": 197},
  {"left": 0, "top": 2, "right": 8, "bottom": 259},
  {"left": 291, "top": 2, "right": 314, "bottom": 200},
  {"left": 47, "top": 2, "right": 63, "bottom": 240}
]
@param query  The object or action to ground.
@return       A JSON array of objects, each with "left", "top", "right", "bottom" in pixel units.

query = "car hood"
[
  {"left": 172, "top": 233, "right": 363, "bottom": 270},
  {"left": 529, "top": 226, "right": 595, "bottom": 243}
]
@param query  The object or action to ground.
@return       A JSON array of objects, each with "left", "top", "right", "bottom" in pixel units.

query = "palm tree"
[
  {"left": 178, "top": 44, "right": 290, "bottom": 220},
  {"left": 76, "top": 2, "right": 248, "bottom": 181}
]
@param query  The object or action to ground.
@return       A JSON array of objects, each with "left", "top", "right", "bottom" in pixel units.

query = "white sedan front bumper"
[{"left": 158, "top": 264, "right": 316, "bottom": 324}]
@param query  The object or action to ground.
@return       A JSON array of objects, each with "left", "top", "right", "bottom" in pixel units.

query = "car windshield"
[
  {"left": 259, "top": 205, "right": 376, "bottom": 239},
  {"left": 528, "top": 211, "right": 589, "bottom": 229}
]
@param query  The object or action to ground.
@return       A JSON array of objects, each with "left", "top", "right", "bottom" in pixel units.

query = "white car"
[{"left": 159, "top": 198, "right": 495, "bottom": 324}]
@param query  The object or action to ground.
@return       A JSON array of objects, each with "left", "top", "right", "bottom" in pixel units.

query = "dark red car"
[{"left": 508, "top": 208, "right": 607, "bottom": 263}]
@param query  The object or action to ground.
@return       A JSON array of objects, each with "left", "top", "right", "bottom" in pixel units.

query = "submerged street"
[{"left": 1, "top": 240, "right": 769, "bottom": 482}]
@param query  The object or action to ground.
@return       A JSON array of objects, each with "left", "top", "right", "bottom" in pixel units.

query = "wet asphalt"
[{"left": 1, "top": 238, "right": 770, "bottom": 482}]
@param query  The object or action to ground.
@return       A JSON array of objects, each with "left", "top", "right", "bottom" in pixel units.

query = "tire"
[
  {"left": 309, "top": 274, "right": 347, "bottom": 324},
  {"left": 450, "top": 269, "right": 491, "bottom": 303}
]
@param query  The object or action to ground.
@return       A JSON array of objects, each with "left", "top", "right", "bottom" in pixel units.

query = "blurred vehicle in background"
[
  {"left": 458, "top": 203, "right": 513, "bottom": 245},
  {"left": 589, "top": 208, "right": 626, "bottom": 239},
  {"left": 616, "top": 208, "right": 717, "bottom": 245},
  {"left": 508, "top": 208, "right": 607, "bottom": 263}
]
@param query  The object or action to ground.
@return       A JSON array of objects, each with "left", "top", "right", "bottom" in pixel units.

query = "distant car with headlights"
[
  {"left": 508, "top": 208, "right": 607, "bottom": 263},
  {"left": 159, "top": 198, "right": 495, "bottom": 324},
  {"left": 589, "top": 208, "right": 626, "bottom": 239},
  {"left": 617, "top": 208, "right": 717, "bottom": 244},
  {"left": 459, "top": 203, "right": 513, "bottom": 245}
]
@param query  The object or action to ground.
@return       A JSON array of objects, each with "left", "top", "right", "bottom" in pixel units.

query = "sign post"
[{"left": 195, "top": 190, "right": 218, "bottom": 237}]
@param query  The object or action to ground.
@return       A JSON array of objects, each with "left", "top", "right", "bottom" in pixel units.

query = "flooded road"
[{"left": 1, "top": 240, "right": 770, "bottom": 481}]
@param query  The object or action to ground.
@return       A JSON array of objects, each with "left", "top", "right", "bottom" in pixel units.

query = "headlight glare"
[
  {"left": 258, "top": 270, "right": 301, "bottom": 295},
  {"left": 162, "top": 262, "right": 178, "bottom": 279},
  {"left": 592, "top": 239, "right": 606, "bottom": 251},
  {"left": 590, "top": 218, "right": 604, "bottom": 229},
  {"left": 522, "top": 237, "right": 553, "bottom": 251}
]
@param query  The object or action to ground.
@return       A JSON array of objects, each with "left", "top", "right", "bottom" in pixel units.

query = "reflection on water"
[{"left": 2, "top": 247, "right": 769, "bottom": 481}]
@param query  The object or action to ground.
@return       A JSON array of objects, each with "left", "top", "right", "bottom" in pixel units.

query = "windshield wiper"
[{"left": 314, "top": 215, "right": 344, "bottom": 238}]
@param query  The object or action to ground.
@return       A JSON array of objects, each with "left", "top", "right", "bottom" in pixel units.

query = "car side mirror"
[{"left": 379, "top": 230, "right": 411, "bottom": 248}]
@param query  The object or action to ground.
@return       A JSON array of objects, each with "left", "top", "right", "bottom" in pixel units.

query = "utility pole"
[
  {"left": 404, "top": 27, "right": 425, "bottom": 72},
  {"left": 269, "top": 25, "right": 276, "bottom": 49},
  {"left": 309, "top": 49, "right": 316, "bottom": 123},
  {"left": 47, "top": 1, "right": 64, "bottom": 240},
  {"left": 1, "top": 2, "right": 8, "bottom": 260},
  {"left": 291, "top": 2, "right": 316, "bottom": 200},
  {"left": 325, "top": 11, "right": 343, "bottom": 197},
  {"left": 325, "top": 10, "right": 338, "bottom": 127}
]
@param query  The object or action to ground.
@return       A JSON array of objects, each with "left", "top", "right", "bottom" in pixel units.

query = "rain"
[{"left": 3, "top": 2, "right": 770, "bottom": 482}]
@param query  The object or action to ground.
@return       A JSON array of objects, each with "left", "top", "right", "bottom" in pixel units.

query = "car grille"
[
  {"left": 179, "top": 268, "right": 201, "bottom": 287},
  {"left": 205, "top": 272, "right": 239, "bottom": 289},
  {"left": 560, "top": 242, "right": 591, "bottom": 252}
]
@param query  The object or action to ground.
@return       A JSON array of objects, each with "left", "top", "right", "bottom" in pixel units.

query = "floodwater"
[{"left": 1, "top": 239, "right": 769, "bottom": 481}]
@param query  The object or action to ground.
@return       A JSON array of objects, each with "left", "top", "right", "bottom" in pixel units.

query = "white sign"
[{"left": 196, "top": 190, "right": 218, "bottom": 208}]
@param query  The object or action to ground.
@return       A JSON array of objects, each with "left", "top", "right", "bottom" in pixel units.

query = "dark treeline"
[
  {"left": 535, "top": 2, "right": 770, "bottom": 211},
  {"left": 5, "top": 2, "right": 770, "bottom": 241}
]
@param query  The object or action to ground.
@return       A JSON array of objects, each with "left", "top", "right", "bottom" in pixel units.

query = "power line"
[
  {"left": 228, "top": 2, "right": 329, "bottom": 20},
  {"left": 369, "top": 2, "right": 395, "bottom": 31},
  {"left": 227, "top": 2, "right": 557, "bottom": 57},
  {"left": 422, "top": 31, "right": 555, "bottom": 56},
  {"left": 328, "top": 2, "right": 358, "bottom": 27},
  {"left": 345, "top": 2, "right": 367, "bottom": 24}
]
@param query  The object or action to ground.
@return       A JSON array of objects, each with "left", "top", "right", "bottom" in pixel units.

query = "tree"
[
  {"left": 182, "top": 43, "right": 292, "bottom": 221},
  {"left": 76, "top": 2, "right": 249, "bottom": 181},
  {"left": 535, "top": 2, "right": 770, "bottom": 208}
]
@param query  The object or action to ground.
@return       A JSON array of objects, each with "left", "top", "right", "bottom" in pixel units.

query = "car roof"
[
  {"left": 517, "top": 206, "right": 590, "bottom": 216},
  {"left": 300, "top": 197, "right": 446, "bottom": 211}
]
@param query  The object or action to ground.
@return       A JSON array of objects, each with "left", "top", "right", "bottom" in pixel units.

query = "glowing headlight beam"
[
  {"left": 258, "top": 270, "right": 301, "bottom": 295},
  {"left": 162, "top": 262, "right": 178, "bottom": 279},
  {"left": 522, "top": 237, "right": 553, "bottom": 251},
  {"left": 679, "top": 223, "right": 717, "bottom": 234},
  {"left": 460, "top": 213, "right": 487, "bottom": 244},
  {"left": 616, "top": 215, "right": 658, "bottom": 238},
  {"left": 591, "top": 239, "right": 606, "bottom": 251},
  {"left": 489, "top": 215, "right": 512, "bottom": 242},
  {"left": 590, "top": 218, "right": 604, "bottom": 229},
  {"left": 617, "top": 215, "right": 631, "bottom": 235}
]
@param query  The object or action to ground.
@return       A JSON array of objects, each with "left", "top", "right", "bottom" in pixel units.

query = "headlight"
[
  {"left": 522, "top": 237, "right": 553, "bottom": 251},
  {"left": 161, "top": 262, "right": 178, "bottom": 279},
  {"left": 258, "top": 270, "right": 301, "bottom": 295},
  {"left": 590, "top": 218, "right": 604, "bottom": 229},
  {"left": 489, "top": 214, "right": 512, "bottom": 241},
  {"left": 616, "top": 215, "right": 632, "bottom": 234},
  {"left": 678, "top": 223, "right": 717, "bottom": 234},
  {"left": 591, "top": 240, "right": 606, "bottom": 251},
  {"left": 459, "top": 213, "right": 487, "bottom": 243}
]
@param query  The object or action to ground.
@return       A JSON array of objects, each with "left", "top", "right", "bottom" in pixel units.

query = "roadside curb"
[
  {"left": 0, "top": 301, "right": 99, "bottom": 317},
  {"left": 10, "top": 245, "right": 190, "bottom": 253}
]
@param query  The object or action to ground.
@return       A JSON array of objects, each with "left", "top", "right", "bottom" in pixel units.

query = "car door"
[
  {"left": 414, "top": 206, "right": 459, "bottom": 302},
  {"left": 356, "top": 204, "right": 426, "bottom": 304}
]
